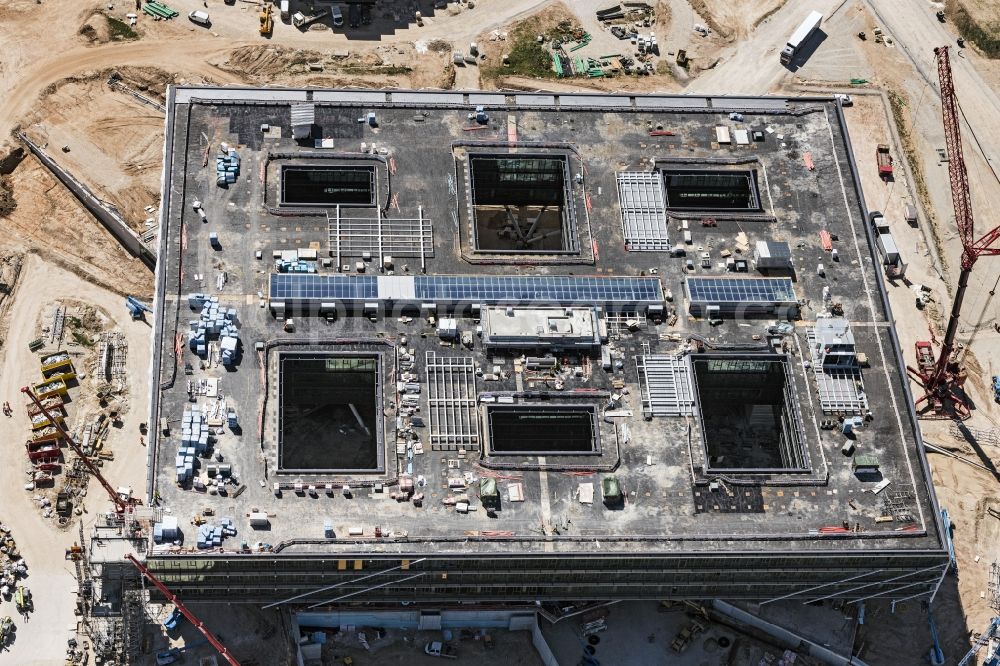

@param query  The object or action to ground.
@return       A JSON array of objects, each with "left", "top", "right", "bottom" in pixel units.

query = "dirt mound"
[
  {"left": 220, "top": 45, "right": 329, "bottom": 80},
  {"left": 0, "top": 176, "right": 14, "bottom": 217},
  {"left": 218, "top": 44, "right": 452, "bottom": 89},
  {"left": 427, "top": 39, "right": 452, "bottom": 53},
  {"left": 109, "top": 66, "right": 180, "bottom": 103},
  {"left": 79, "top": 11, "right": 140, "bottom": 45},
  {"left": 688, "top": 0, "right": 788, "bottom": 40}
]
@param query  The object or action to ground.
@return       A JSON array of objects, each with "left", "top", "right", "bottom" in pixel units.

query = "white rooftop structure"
[{"left": 481, "top": 306, "right": 604, "bottom": 349}]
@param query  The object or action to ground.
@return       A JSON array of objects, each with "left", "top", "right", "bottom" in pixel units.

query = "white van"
[
  {"left": 279, "top": 0, "right": 290, "bottom": 21},
  {"left": 188, "top": 10, "right": 210, "bottom": 26},
  {"left": 331, "top": 4, "right": 343, "bottom": 26}
]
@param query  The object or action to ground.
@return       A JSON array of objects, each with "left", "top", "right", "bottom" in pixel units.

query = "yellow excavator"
[{"left": 259, "top": 4, "right": 273, "bottom": 36}]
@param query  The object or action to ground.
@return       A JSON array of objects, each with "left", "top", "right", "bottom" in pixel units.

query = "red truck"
[
  {"left": 915, "top": 341, "right": 935, "bottom": 375},
  {"left": 876, "top": 144, "right": 894, "bottom": 180}
]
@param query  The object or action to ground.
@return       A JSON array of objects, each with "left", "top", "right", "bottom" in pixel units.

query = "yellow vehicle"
[
  {"left": 14, "top": 586, "right": 30, "bottom": 613},
  {"left": 259, "top": 5, "right": 273, "bottom": 36}
]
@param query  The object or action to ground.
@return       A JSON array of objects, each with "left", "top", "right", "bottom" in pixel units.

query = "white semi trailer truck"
[{"left": 780, "top": 11, "right": 823, "bottom": 65}]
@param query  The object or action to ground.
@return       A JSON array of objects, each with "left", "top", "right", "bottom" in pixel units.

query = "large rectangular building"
[{"left": 143, "top": 87, "right": 948, "bottom": 606}]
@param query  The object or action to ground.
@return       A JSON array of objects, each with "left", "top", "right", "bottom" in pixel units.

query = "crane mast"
[
  {"left": 906, "top": 46, "right": 1000, "bottom": 417},
  {"left": 22, "top": 385, "right": 139, "bottom": 513},
  {"left": 126, "top": 554, "right": 241, "bottom": 666}
]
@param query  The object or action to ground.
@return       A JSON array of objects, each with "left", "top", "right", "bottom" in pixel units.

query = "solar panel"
[
  {"left": 686, "top": 277, "right": 795, "bottom": 304},
  {"left": 268, "top": 274, "right": 663, "bottom": 307},
  {"left": 413, "top": 275, "right": 663, "bottom": 304},
  {"left": 269, "top": 274, "right": 378, "bottom": 300}
]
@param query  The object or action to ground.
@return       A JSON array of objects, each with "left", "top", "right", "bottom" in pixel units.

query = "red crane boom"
[
  {"left": 21, "top": 386, "right": 138, "bottom": 513},
  {"left": 906, "top": 46, "right": 1000, "bottom": 417},
  {"left": 126, "top": 554, "right": 241, "bottom": 666}
]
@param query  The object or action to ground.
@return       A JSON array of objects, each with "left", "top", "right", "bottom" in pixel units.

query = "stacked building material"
[
  {"left": 196, "top": 518, "right": 235, "bottom": 549},
  {"left": 187, "top": 296, "right": 239, "bottom": 362},
  {"left": 274, "top": 259, "right": 317, "bottom": 273},
  {"left": 142, "top": 0, "right": 178, "bottom": 18},
  {"left": 176, "top": 406, "right": 207, "bottom": 483},
  {"left": 216, "top": 146, "right": 240, "bottom": 186},
  {"left": 181, "top": 406, "right": 209, "bottom": 454},
  {"left": 153, "top": 516, "right": 180, "bottom": 544}
]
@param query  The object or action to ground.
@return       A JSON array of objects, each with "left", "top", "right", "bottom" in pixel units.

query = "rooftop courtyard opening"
[
  {"left": 469, "top": 154, "right": 578, "bottom": 253},
  {"left": 281, "top": 165, "right": 376, "bottom": 207},
  {"left": 278, "top": 353, "right": 382, "bottom": 472},
  {"left": 485, "top": 405, "right": 600, "bottom": 455},
  {"left": 691, "top": 354, "right": 807, "bottom": 473},
  {"left": 662, "top": 169, "right": 761, "bottom": 211}
]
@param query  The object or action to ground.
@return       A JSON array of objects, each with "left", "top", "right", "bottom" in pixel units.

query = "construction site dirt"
[{"left": 0, "top": 0, "right": 999, "bottom": 664}]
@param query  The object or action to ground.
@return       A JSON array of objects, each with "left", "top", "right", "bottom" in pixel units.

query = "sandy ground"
[
  {"left": 1, "top": 158, "right": 153, "bottom": 297},
  {"left": 18, "top": 69, "right": 175, "bottom": 231},
  {"left": 0, "top": 254, "right": 152, "bottom": 664}
]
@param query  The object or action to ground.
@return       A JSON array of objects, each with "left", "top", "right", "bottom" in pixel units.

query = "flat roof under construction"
[{"left": 146, "top": 87, "right": 945, "bottom": 570}]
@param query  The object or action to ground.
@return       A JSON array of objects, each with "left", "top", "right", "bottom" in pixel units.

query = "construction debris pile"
[
  {"left": 0, "top": 524, "right": 28, "bottom": 600},
  {"left": 23, "top": 351, "right": 77, "bottom": 492},
  {"left": 543, "top": 8, "right": 662, "bottom": 79},
  {"left": 22, "top": 304, "right": 131, "bottom": 525},
  {"left": 0, "top": 522, "right": 30, "bottom": 651},
  {"left": 97, "top": 331, "right": 128, "bottom": 394}
]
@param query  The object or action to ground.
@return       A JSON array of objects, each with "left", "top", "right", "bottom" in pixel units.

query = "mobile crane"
[
  {"left": 127, "top": 554, "right": 241, "bottom": 666},
  {"left": 23, "top": 386, "right": 239, "bottom": 664},
  {"left": 906, "top": 46, "right": 1000, "bottom": 418},
  {"left": 22, "top": 386, "right": 139, "bottom": 514}
]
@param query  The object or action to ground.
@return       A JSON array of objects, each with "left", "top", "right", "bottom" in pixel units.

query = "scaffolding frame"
[
  {"left": 636, "top": 353, "right": 695, "bottom": 417},
  {"left": 425, "top": 352, "right": 479, "bottom": 450},
  {"left": 617, "top": 171, "right": 670, "bottom": 251},
  {"left": 327, "top": 206, "right": 432, "bottom": 266},
  {"left": 806, "top": 327, "right": 869, "bottom": 414}
]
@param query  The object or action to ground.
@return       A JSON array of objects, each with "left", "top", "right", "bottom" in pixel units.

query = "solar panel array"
[
  {"left": 687, "top": 277, "right": 796, "bottom": 304},
  {"left": 412, "top": 275, "right": 662, "bottom": 304},
  {"left": 269, "top": 274, "right": 378, "bottom": 300},
  {"left": 269, "top": 274, "right": 663, "bottom": 307}
]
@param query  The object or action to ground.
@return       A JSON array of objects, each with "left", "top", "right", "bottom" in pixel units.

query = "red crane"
[
  {"left": 906, "top": 46, "right": 1000, "bottom": 418},
  {"left": 126, "top": 554, "right": 241, "bottom": 666},
  {"left": 21, "top": 386, "right": 139, "bottom": 513}
]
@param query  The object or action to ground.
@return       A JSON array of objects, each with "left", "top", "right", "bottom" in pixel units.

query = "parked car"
[
  {"left": 156, "top": 647, "right": 181, "bottom": 665},
  {"left": 331, "top": 4, "right": 343, "bottom": 27},
  {"left": 424, "top": 641, "right": 458, "bottom": 659},
  {"left": 163, "top": 607, "right": 183, "bottom": 631},
  {"left": 188, "top": 10, "right": 211, "bottom": 26}
]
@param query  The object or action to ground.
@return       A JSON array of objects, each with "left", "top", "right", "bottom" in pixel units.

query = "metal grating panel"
[
  {"left": 687, "top": 277, "right": 796, "bottom": 305},
  {"left": 636, "top": 354, "right": 695, "bottom": 417},
  {"left": 327, "top": 211, "right": 433, "bottom": 259},
  {"left": 617, "top": 172, "right": 670, "bottom": 251},
  {"left": 806, "top": 328, "right": 869, "bottom": 414},
  {"left": 425, "top": 352, "right": 479, "bottom": 450}
]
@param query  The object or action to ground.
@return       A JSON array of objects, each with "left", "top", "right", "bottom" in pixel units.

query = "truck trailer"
[{"left": 780, "top": 11, "right": 823, "bottom": 65}]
